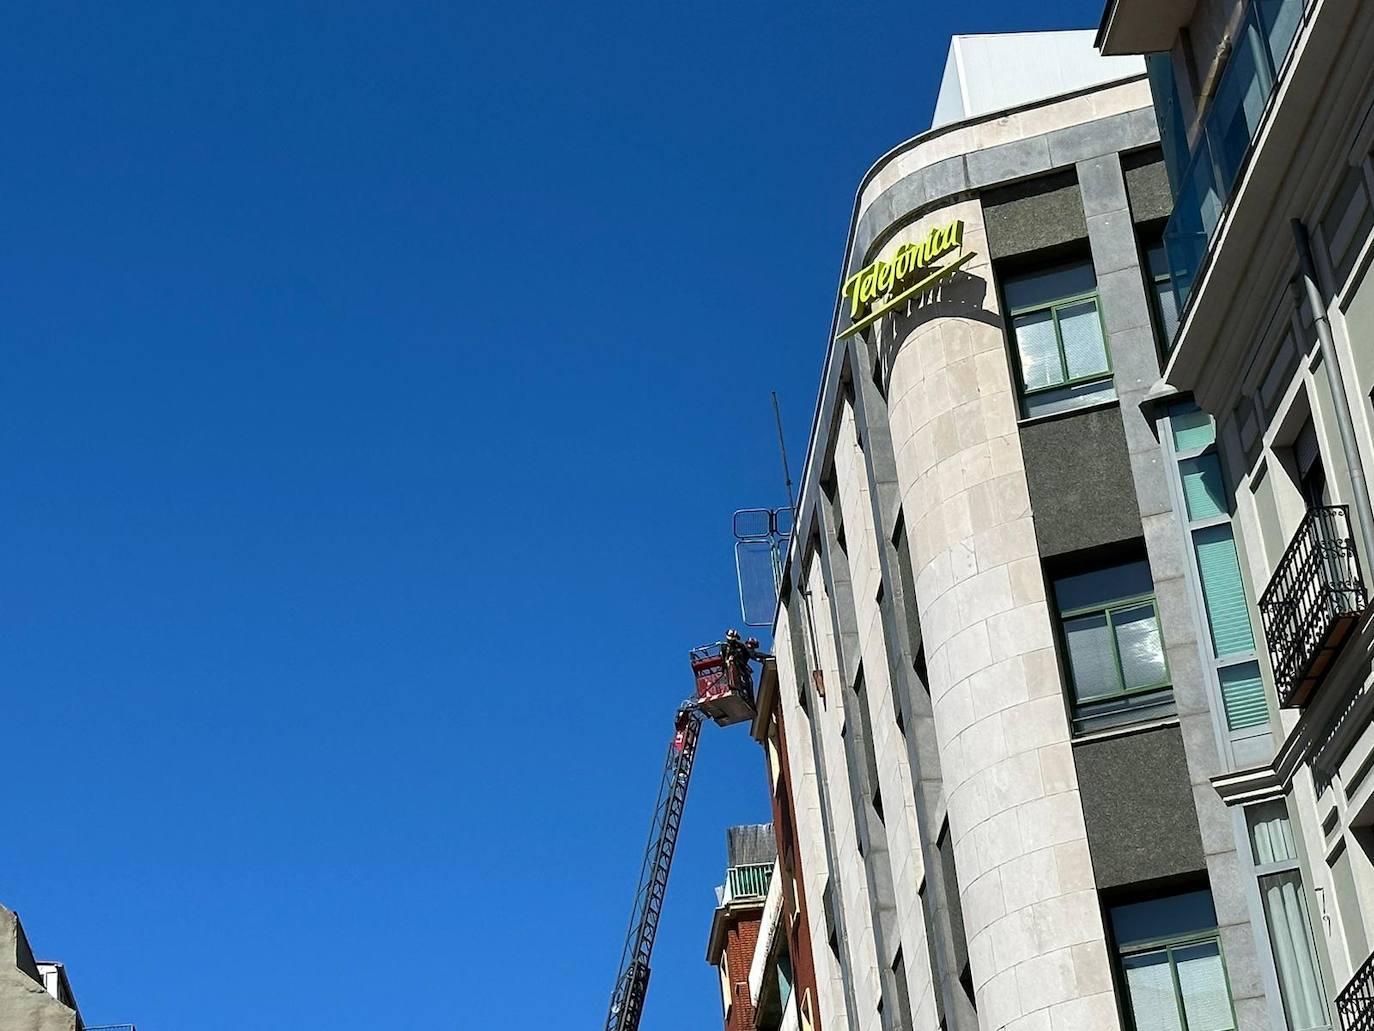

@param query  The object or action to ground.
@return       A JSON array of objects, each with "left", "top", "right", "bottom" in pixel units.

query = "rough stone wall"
[{"left": 0, "top": 909, "right": 78, "bottom": 1031}]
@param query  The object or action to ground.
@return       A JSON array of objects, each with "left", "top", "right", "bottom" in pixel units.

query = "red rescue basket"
[{"left": 689, "top": 643, "right": 755, "bottom": 727}]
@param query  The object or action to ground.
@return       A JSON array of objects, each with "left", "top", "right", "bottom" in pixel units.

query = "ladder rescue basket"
[{"left": 689, "top": 644, "right": 755, "bottom": 727}]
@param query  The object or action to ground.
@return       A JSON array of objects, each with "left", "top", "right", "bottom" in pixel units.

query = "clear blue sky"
[{"left": 3, "top": 3, "right": 1106, "bottom": 1028}]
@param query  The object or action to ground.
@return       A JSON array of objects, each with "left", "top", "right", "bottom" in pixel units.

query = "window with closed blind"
[
  {"left": 1001, "top": 259, "right": 1116, "bottom": 419},
  {"left": 1051, "top": 553, "right": 1175, "bottom": 734},
  {"left": 1160, "top": 400, "right": 1272, "bottom": 741},
  {"left": 1245, "top": 801, "right": 1329, "bottom": 1030},
  {"left": 1110, "top": 889, "right": 1238, "bottom": 1031}
]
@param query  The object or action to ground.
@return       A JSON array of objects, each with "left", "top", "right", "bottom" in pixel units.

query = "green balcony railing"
[{"left": 725, "top": 863, "right": 773, "bottom": 903}]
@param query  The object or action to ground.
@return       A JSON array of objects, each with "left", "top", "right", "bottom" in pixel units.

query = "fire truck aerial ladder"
[{"left": 602, "top": 636, "right": 764, "bottom": 1031}]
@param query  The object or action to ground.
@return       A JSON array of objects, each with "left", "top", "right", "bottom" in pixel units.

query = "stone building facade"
[{"left": 760, "top": 30, "right": 1302, "bottom": 1031}]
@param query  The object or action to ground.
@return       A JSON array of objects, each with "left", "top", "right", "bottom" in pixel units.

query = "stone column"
[{"left": 882, "top": 200, "right": 1122, "bottom": 1031}]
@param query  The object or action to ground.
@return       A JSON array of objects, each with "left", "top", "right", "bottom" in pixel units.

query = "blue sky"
[{"left": 3, "top": 3, "right": 1106, "bottom": 1028}]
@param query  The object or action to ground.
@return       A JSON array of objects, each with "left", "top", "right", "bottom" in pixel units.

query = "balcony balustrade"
[
  {"left": 1339, "top": 949, "right": 1374, "bottom": 1031},
  {"left": 1259, "top": 506, "right": 1367, "bottom": 707},
  {"left": 724, "top": 862, "right": 773, "bottom": 903}
]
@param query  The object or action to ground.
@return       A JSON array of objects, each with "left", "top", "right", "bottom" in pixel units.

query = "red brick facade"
[{"left": 719, "top": 912, "right": 762, "bottom": 1031}]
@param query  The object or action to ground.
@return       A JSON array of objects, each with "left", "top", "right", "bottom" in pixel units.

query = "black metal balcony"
[
  {"left": 1339, "top": 949, "right": 1374, "bottom": 1031},
  {"left": 1259, "top": 505, "right": 1368, "bottom": 707}
]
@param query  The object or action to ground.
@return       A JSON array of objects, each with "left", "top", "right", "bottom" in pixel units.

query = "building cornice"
[{"left": 704, "top": 898, "right": 766, "bottom": 964}]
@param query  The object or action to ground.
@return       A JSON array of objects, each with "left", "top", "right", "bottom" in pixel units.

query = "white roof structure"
[{"left": 931, "top": 30, "right": 1145, "bottom": 129}]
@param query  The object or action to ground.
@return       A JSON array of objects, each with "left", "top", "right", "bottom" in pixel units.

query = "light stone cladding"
[
  {"left": 748, "top": 861, "right": 785, "bottom": 1007},
  {"left": 763, "top": 62, "right": 1277, "bottom": 1031},
  {"left": 775, "top": 599, "right": 854, "bottom": 1027},
  {"left": 832, "top": 395, "right": 938, "bottom": 1029},
  {"left": 879, "top": 199, "right": 1119, "bottom": 1031},
  {"left": 804, "top": 554, "right": 885, "bottom": 1023}
]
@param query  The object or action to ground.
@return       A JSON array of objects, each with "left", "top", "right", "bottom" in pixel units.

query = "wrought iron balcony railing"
[
  {"left": 1259, "top": 505, "right": 1367, "bottom": 707},
  {"left": 1338, "top": 949, "right": 1374, "bottom": 1031}
]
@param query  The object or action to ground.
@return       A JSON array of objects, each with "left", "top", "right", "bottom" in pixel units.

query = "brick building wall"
[{"left": 721, "top": 914, "right": 761, "bottom": 1031}]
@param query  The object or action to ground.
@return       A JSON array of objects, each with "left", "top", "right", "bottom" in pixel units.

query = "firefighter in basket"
[{"left": 721, "top": 628, "right": 763, "bottom": 704}]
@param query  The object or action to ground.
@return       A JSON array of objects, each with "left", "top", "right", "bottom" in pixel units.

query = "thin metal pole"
[
  {"left": 1292, "top": 219, "right": 1374, "bottom": 567},
  {"left": 772, "top": 391, "right": 797, "bottom": 517}
]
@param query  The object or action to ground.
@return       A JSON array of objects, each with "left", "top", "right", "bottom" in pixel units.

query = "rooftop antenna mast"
[
  {"left": 772, "top": 391, "right": 796, "bottom": 518},
  {"left": 771, "top": 392, "right": 825, "bottom": 695}
]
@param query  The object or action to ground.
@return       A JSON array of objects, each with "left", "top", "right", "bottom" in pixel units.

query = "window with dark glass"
[
  {"left": 1146, "top": 237, "right": 1181, "bottom": 349},
  {"left": 937, "top": 820, "right": 976, "bottom": 1010},
  {"left": 1158, "top": 0, "right": 1305, "bottom": 309},
  {"left": 1109, "top": 889, "right": 1238, "bottom": 1031},
  {"left": 1002, "top": 260, "right": 1115, "bottom": 418},
  {"left": 891, "top": 949, "right": 915, "bottom": 1031},
  {"left": 1052, "top": 556, "right": 1173, "bottom": 733},
  {"left": 1294, "top": 419, "right": 1329, "bottom": 511}
]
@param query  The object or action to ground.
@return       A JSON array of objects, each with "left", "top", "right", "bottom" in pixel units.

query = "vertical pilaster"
[{"left": 1078, "top": 153, "right": 1270, "bottom": 1030}]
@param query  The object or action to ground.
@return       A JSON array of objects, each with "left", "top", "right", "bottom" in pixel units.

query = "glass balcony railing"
[
  {"left": 1161, "top": 0, "right": 1305, "bottom": 314},
  {"left": 1338, "top": 949, "right": 1374, "bottom": 1031},
  {"left": 1258, "top": 506, "right": 1368, "bottom": 707}
]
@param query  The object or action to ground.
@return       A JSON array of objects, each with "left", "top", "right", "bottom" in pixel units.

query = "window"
[
  {"left": 1110, "top": 889, "right": 1237, "bottom": 1031},
  {"left": 1146, "top": 238, "right": 1182, "bottom": 349},
  {"left": 891, "top": 948, "right": 915, "bottom": 1031},
  {"left": 777, "top": 950, "right": 794, "bottom": 1008},
  {"left": 1246, "top": 801, "right": 1328, "bottom": 1030},
  {"left": 937, "top": 820, "right": 976, "bottom": 1009},
  {"left": 1157, "top": 0, "right": 1304, "bottom": 308},
  {"left": 1003, "top": 260, "right": 1115, "bottom": 418},
  {"left": 1052, "top": 557, "right": 1173, "bottom": 733},
  {"left": 1294, "top": 419, "right": 1329, "bottom": 511},
  {"left": 893, "top": 513, "right": 924, "bottom": 676},
  {"left": 824, "top": 880, "right": 842, "bottom": 963},
  {"left": 1162, "top": 400, "right": 1270, "bottom": 737}
]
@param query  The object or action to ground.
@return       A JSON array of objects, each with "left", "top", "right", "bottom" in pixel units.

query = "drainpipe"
[{"left": 1292, "top": 218, "right": 1374, "bottom": 567}]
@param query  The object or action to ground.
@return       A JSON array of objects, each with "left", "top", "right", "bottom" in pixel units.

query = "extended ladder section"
[
  {"left": 604, "top": 702, "right": 704, "bottom": 1031},
  {"left": 602, "top": 642, "right": 761, "bottom": 1031}
]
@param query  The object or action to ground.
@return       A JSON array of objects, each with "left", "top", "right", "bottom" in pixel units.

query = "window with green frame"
[
  {"left": 1110, "top": 889, "right": 1237, "bottom": 1031},
  {"left": 1003, "top": 260, "right": 1116, "bottom": 418},
  {"left": 1162, "top": 399, "right": 1271, "bottom": 737},
  {"left": 1052, "top": 557, "right": 1175, "bottom": 734}
]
